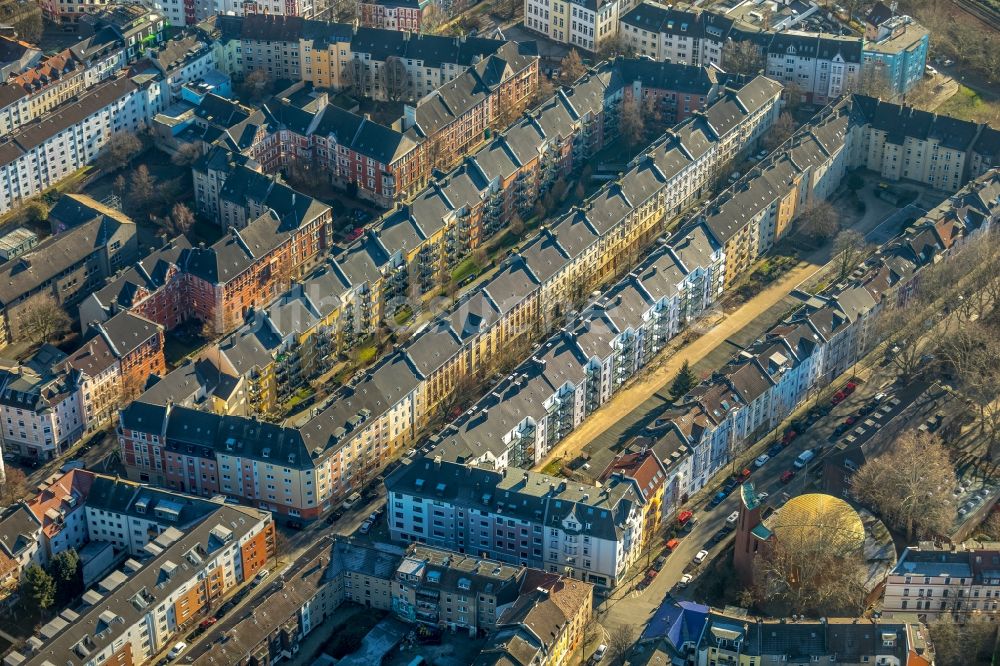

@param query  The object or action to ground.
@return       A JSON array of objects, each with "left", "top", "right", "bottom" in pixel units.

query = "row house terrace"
[
  {"left": 400, "top": 42, "right": 539, "bottom": 168},
  {"left": 0, "top": 6, "right": 163, "bottom": 134},
  {"left": 12, "top": 502, "right": 274, "bottom": 666},
  {"left": 0, "top": 74, "right": 165, "bottom": 216},
  {"left": 385, "top": 456, "right": 649, "bottom": 589},
  {"left": 118, "top": 73, "right": 777, "bottom": 520}
]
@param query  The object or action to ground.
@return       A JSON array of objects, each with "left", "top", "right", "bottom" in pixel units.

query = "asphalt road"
[{"left": 597, "top": 371, "right": 931, "bottom": 633}]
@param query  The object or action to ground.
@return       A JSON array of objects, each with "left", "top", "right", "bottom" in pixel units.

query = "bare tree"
[
  {"left": 619, "top": 98, "right": 646, "bottom": 153},
  {"left": 16, "top": 295, "right": 71, "bottom": 346},
  {"left": 129, "top": 165, "right": 155, "bottom": 208},
  {"left": 928, "top": 613, "right": 998, "bottom": 666},
  {"left": 762, "top": 112, "right": 797, "bottom": 151},
  {"left": 832, "top": 229, "right": 869, "bottom": 281},
  {"left": 239, "top": 69, "right": 273, "bottom": 102},
  {"left": 166, "top": 203, "right": 196, "bottom": 237},
  {"left": 532, "top": 74, "right": 556, "bottom": 106},
  {"left": 0, "top": 466, "right": 27, "bottom": 506},
  {"left": 641, "top": 94, "right": 664, "bottom": 141},
  {"left": 795, "top": 200, "right": 840, "bottom": 242},
  {"left": 851, "top": 430, "right": 955, "bottom": 541},
  {"left": 597, "top": 35, "right": 638, "bottom": 60},
  {"left": 851, "top": 63, "right": 896, "bottom": 100},
  {"left": 937, "top": 319, "right": 1000, "bottom": 451},
  {"left": 721, "top": 39, "right": 764, "bottom": 75},
  {"left": 95, "top": 131, "right": 143, "bottom": 172},
  {"left": 171, "top": 143, "right": 204, "bottom": 167},
  {"left": 606, "top": 624, "right": 636, "bottom": 665},
  {"left": 421, "top": 4, "right": 447, "bottom": 33},
  {"left": 558, "top": 50, "right": 587, "bottom": 85},
  {"left": 384, "top": 56, "right": 412, "bottom": 103},
  {"left": 752, "top": 498, "right": 868, "bottom": 616}
]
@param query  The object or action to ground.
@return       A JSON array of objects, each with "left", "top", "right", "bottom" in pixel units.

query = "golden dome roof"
[{"left": 766, "top": 493, "right": 865, "bottom": 553}]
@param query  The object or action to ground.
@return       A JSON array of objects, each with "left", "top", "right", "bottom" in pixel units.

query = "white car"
[
  {"left": 758, "top": 492, "right": 769, "bottom": 501},
  {"left": 925, "top": 65, "right": 938, "bottom": 76},
  {"left": 359, "top": 519, "right": 373, "bottom": 535},
  {"left": 592, "top": 644, "right": 608, "bottom": 663},
  {"left": 678, "top": 573, "right": 693, "bottom": 588},
  {"left": 726, "top": 511, "right": 739, "bottom": 525},
  {"left": 754, "top": 453, "right": 770, "bottom": 468},
  {"left": 693, "top": 549, "right": 709, "bottom": 564},
  {"left": 167, "top": 642, "right": 187, "bottom": 660},
  {"left": 255, "top": 569, "right": 270, "bottom": 583}
]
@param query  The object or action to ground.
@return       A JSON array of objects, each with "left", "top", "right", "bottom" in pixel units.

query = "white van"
[
  {"left": 793, "top": 450, "right": 815, "bottom": 469},
  {"left": 341, "top": 492, "right": 362, "bottom": 510}
]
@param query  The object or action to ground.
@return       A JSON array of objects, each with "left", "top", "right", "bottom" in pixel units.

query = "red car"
[
  {"left": 781, "top": 470, "right": 796, "bottom": 483},
  {"left": 781, "top": 429, "right": 797, "bottom": 445},
  {"left": 844, "top": 415, "right": 857, "bottom": 426},
  {"left": 199, "top": 617, "right": 217, "bottom": 629},
  {"left": 831, "top": 391, "right": 846, "bottom": 405}
]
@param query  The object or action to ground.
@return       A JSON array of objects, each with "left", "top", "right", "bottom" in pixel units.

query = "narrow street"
[
  {"left": 533, "top": 183, "right": 915, "bottom": 474},
  {"left": 596, "top": 373, "right": 934, "bottom": 634}
]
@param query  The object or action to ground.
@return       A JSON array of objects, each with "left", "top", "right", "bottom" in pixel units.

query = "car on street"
[
  {"left": 592, "top": 644, "right": 608, "bottom": 663},
  {"left": 167, "top": 642, "right": 187, "bottom": 660},
  {"left": 693, "top": 549, "right": 709, "bottom": 564},
  {"left": 199, "top": 617, "right": 217, "bottom": 629},
  {"left": 678, "top": 573, "right": 693, "bottom": 588},
  {"left": 781, "top": 470, "right": 796, "bottom": 483},
  {"left": 758, "top": 492, "right": 769, "bottom": 501},
  {"left": 726, "top": 511, "right": 739, "bottom": 525},
  {"left": 708, "top": 491, "right": 727, "bottom": 508},
  {"left": 767, "top": 443, "right": 783, "bottom": 457},
  {"left": 359, "top": 519, "right": 374, "bottom": 534},
  {"left": 325, "top": 513, "right": 339, "bottom": 525},
  {"left": 754, "top": 454, "right": 770, "bottom": 468},
  {"left": 254, "top": 569, "right": 270, "bottom": 583},
  {"left": 653, "top": 555, "right": 668, "bottom": 570}
]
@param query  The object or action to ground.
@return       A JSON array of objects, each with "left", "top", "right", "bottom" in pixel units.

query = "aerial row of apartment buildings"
[
  {"left": 115, "top": 81, "right": 1000, "bottom": 528},
  {"left": 190, "top": 538, "right": 593, "bottom": 666},
  {"left": 190, "top": 15, "right": 540, "bottom": 205},
  {"left": 529, "top": 0, "right": 928, "bottom": 100},
  {"left": 0, "top": 469, "right": 275, "bottom": 666},
  {"left": 631, "top": 598, "right": 933, "bottom": 666},
  {"left": 92, "top": 59, "right": 754, "bottom": 422},
  {"left": 116, "top": 73, "right": 783, "bottom": 519}
]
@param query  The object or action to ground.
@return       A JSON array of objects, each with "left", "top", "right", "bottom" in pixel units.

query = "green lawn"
[
  {"left": 451, "top": 256, "right": 483, "bottom": 283},
  {"left": 935, "top": 85, "right": 1000, "bottom": 123},
  {"left": 357, "top": 345, "right": 377, "bottom": 364},
  {"left": 393, "top": 305, "right": 414, "bottom": 326}
]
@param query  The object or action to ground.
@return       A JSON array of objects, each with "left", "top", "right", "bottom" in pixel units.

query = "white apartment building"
[
  {"left": 0, "top": 76, "right": 163, "bottom": 216},
  {"left": 525, "top": 0, "right": 637, "bottom": 53},
  {"left": 883, "top": 543, "right": 1000, "bottom": 620},
  {"left": 0, "top": 357, "right": 85, "bottom": 461},
  {"left": 385, "top": 458, "right": 648, "bottom": 589}
]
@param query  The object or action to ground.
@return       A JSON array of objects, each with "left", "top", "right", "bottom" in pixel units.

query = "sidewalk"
[{"left": 533, "top": 182, "right": 909, "bottom": 473}]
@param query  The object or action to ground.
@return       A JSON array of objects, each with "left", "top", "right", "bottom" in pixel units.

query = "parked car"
[
  {"left": 325, "top": 513, "right": 339, "bottom": 525},
  {"left": 793, "top": 450, "right": 816, "bottom": 469},
  {"left": 653, "top": 555, "right": 668, "bottom": 571},
  {"left": 592, "top": 644, "right": 608, "bottom": 663},
  {"left": 781, "top": 470, "right": 796, "bottom": 483},
  {"left": 199, "top": 617, "right": 217, "bottom": 629},
  {"left": 254, "top": 569, "right": 270, "bottom": 583},
  {"left": 359, "top": 519, "right": 374, "bottom": 535},
  {"left": 693, "top": 549, "right": 709, "bottom": 564},
  {"left": 726, "top": 511, "right": 739, "bottom": 525},
  {"left": 678, "top": 573, "right": 693, "bottom": 588},
  {"left": 287, "top": 520, "right": 303, "bottom": 530},
  {"left": 708, "top": 491, "right": 727, "bottom": 508},
  {"left": 167, "top": 642, "right": 187, "bottom": 660},
  {"left": 767, "top": 443, "right": 783, "bottom": 457},
  {"left": 754, "top": 454, "right": 770, "bottom": 468}
]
